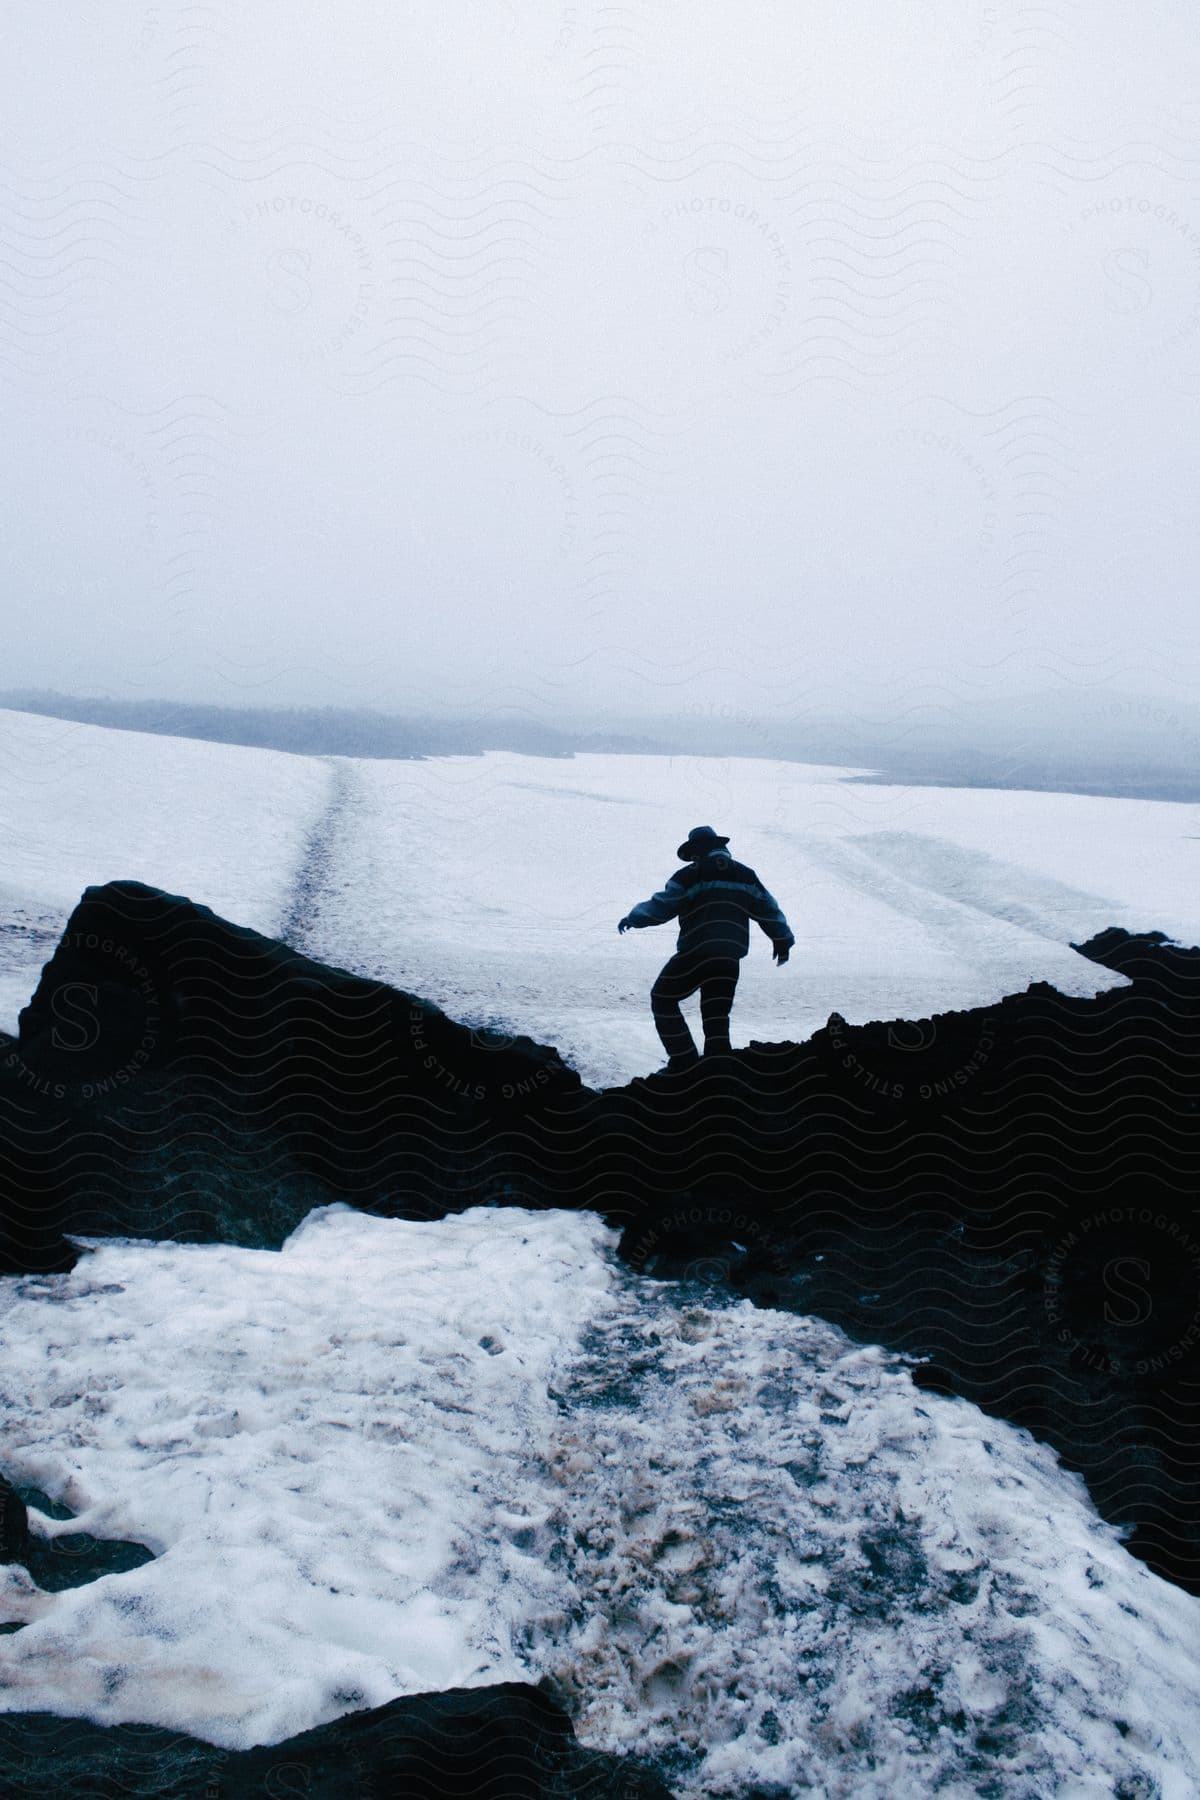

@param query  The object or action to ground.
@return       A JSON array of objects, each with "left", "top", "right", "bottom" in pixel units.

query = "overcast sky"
[{"left": 5, "top": 2, "right": 1200, "bottom": 735}]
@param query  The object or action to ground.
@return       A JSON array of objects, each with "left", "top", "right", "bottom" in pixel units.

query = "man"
[{"left": 618, "top": 825, "right": 794, "bottom": 1071}]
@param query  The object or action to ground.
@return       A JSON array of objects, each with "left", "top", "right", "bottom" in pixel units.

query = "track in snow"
[{"left": 277, "top": 757, "right": 365, "bottom": 958}]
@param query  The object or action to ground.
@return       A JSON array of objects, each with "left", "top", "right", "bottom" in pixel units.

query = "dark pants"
[{"left": 650, "top": 951, "right": 741, "bottom": 1058}]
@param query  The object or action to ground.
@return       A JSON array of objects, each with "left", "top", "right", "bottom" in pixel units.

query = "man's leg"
[
  {"left": 699, "top": 958, "right": 740, "bottom": 1053},
  {"left": 650, "top": 953, "right": 703, "bottom": 1061}
]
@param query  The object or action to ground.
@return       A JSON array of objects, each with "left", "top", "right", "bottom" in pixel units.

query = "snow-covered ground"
[
  {"left": 2, "top": 707, "right": 1198, "bottom": 1085},
  {"left": 296, "top": 750, "right": 1200, "bottom": 1084},
  {"left": 0, "top": 1208, "right": 1197, "bottom": 1798},
  {"left": 0, "top": 708, "right": 329, "bottom": 1032}
]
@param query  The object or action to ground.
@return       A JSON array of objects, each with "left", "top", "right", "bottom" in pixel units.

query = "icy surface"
[
  {"left": 0, "top": 1208, "right": 1197, "bottom": 1796},
  {"left": 0, "top": 708, "right": 330, "bottom": 1032}
]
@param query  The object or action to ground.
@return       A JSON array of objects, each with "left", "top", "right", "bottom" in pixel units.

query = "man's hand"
[
  {"left": 618, "top": 917, "right": 633, "bottom": 934},
  {"left": 774, "top": 944, "right": 791, "bottom": 965}
]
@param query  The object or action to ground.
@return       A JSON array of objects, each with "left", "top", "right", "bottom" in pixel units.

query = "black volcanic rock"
[
  {"left": 0, "top": 1481, "right": 155, "bottom": 1599},
  {"left": 0, "top": 1475, "right": 27, "bottom": 1563},
  {"left": 0, "top": 1683, "right": 672, "bottom": 1798},
  {"left": 2, "top": 880, "right": 581, "bottom": 1255},
  {"left": 1, "top": 881, "right": 1199, "bottom": 1592}
]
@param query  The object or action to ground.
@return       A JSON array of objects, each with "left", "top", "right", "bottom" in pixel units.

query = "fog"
[{"left": 5, "top": 2, "right": 1200, "bottom": 748}]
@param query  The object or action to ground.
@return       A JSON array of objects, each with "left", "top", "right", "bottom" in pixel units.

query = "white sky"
[{"left": 4, "top": 2, "right": 1200, "bottom": 728}]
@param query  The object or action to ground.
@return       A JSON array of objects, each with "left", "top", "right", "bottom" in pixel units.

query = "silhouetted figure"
[{"left": 619, "top": 825, "right": 793, "bottom": 1069}]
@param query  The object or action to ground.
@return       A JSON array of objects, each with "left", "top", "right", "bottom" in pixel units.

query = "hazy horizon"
[
  {"left": 5, "top": 5, "right": 1200, "bottom": 732},
  {"left": 6, "top": 681, "right": 1200, "bottom": 804}
]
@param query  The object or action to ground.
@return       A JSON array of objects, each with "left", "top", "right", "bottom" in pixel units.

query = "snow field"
[
  {"left": 0, "top": 1208, "right": 1197, "bottom": 1796},
  {"left": 3, "top": 707, "right": 1199, "bottom": 1083},
  {"left": 294, "top": 749, "right": 1200, "bottom": 1086}
]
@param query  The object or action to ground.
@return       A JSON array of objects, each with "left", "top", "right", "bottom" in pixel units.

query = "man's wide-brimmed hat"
[{"left": 677, "top": 824, "right": 730, "bottom": 861}]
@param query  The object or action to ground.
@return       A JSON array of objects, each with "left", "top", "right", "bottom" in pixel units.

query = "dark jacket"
[{"left": 624, "top": 849, "right": 794, "bottom": 959}]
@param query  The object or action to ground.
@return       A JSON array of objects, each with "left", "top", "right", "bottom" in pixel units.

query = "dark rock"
[
  {"left": 0, "top": 1683, "right": 673, "bottom": 1798},
  {"left": 2, "top": 880, "right": 582, "bottom": 1254},
  {"left": 0, "top": 1475, "right": 27, "bottom": 1562},
  {"left": 3, "top": 1482, "right": 155, "bottom": 1595}
]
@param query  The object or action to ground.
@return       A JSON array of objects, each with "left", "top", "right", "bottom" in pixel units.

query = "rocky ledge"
[{"left": 0, "top": 1683, "right": 670, "bottom": 1798}]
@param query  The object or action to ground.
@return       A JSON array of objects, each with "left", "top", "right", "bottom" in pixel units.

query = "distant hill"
[
  {"left": 0, "top": 690, "right": 666, "bottom": 762},
  {"left": 3, "top": 687, "right": 1198, "bottom": 800}
]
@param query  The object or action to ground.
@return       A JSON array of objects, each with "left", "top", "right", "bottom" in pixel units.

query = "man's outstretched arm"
[
  {"left": 748, "top": 880, "right": 794, "bottom": 962},
  {"left": 618, "top": 877, "right": 686, "bottom": 934}
]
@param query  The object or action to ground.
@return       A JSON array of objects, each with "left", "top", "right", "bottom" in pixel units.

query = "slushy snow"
[{"left": 1, "top": 1208, "right": 1197, "bottom": 1797}]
